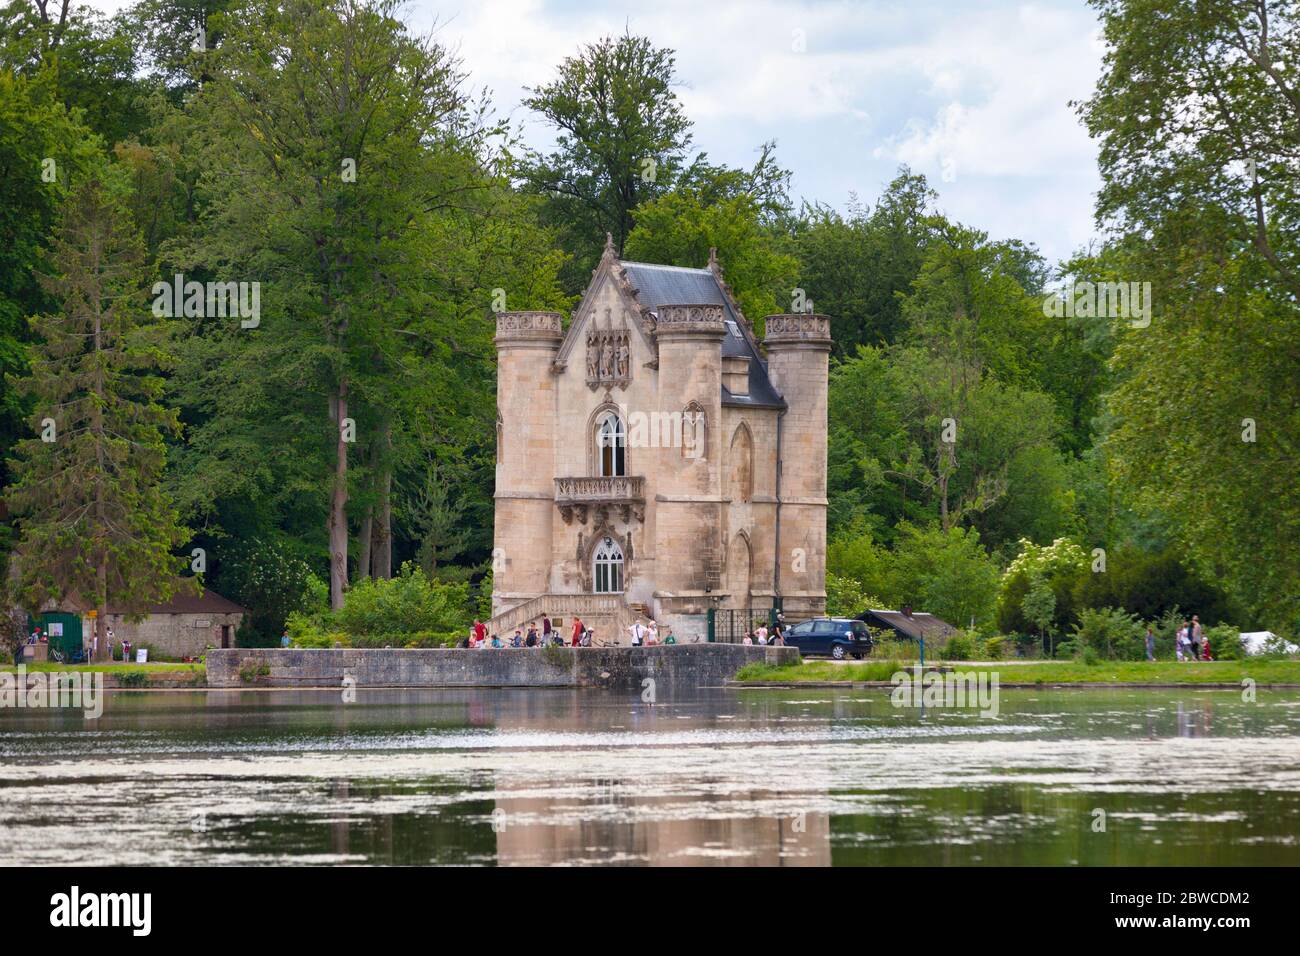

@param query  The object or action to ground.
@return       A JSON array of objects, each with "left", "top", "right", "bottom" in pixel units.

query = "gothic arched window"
[
  {"left": 593, "top": 536, "right": 624, "bottom": 593},
  {"left": 595, "top": 411, "right": 627, "bottom": 477}
]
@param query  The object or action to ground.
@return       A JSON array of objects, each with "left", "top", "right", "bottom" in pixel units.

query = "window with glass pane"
[
  {"left": 596, "top": 413, "right": 626, "bottom": 476},
  {"left": 593, "top": 537, "right": 624, "bottom": 593}
]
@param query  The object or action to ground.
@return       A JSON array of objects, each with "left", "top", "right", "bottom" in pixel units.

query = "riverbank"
[
  {"left": 732, "top": 659, "right": 1300, "bottom": 687},
  {"left": 1, "top": 662, "right": 203, "bottom": 674}
]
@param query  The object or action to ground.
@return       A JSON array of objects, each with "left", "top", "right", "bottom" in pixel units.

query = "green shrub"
[
  {"left": 1054, "top": 639, "right": 1077, "bottom": 659},
  {"left": 117, "top": 671, "right": 150, "bottom": 688},
  {"left": 941, "top": 631, "right": 975, "bottom": 661},
  {"left": 1073, "top": 606, "right": 1144, "bottom": 660},
  {"left": 982, "top": 636, "right": 1007, "bottom": 660},
  {"left": 332, "top": 563, "right": 468, "bottom": 636},
  {"left": 1204, "top": 624, "right": 1244, "bottom": 661},
  {"left": 238, "top": 659, "right": 270, "bottom": 683},
  {"left": 348, "top": 630, "right": 459, "bottom": 649},
  {"left": 218, "top": 538, "right": 329, "bottom": 645},
  {"left": 874, "top": 636, "right": 920, "bottom": 661}
]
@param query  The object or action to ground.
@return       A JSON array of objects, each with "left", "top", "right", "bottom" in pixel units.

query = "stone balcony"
[{"left": 555, "top": 475, "right": 646, "bottom": 525}]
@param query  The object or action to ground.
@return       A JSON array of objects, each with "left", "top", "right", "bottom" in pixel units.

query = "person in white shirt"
[
  {"left": 646, "top": 621, "right": 658, "bottom": 645},
  {"left": 628, "top": 620, "right": 646, "bottom": 646},
  {"left": 755, "top": 623, "right": 768, "bottom": 645}
]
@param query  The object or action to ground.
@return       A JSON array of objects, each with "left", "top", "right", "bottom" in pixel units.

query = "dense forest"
[{"left": 0, "top": 0, "right": 1295, "bottom": 656}]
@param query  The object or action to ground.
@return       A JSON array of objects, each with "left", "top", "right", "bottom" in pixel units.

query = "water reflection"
[{"left": 0, "top": 687, "right": 1298, "bottom": 865}]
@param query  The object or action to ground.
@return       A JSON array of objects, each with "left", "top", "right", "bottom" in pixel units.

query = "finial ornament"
[
  {"left": 603, "top": 232, "right": 616, "bottom": 259},
  {"left": 708, "top": 247, "right": 719, "bottom": 269}
]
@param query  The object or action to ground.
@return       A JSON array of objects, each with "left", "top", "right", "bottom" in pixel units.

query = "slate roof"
[
  {"left": 619, "top": 261, "right": 786, "bottom": 410},
  {"left": 59, "top": 584, "right": 247, "bottom": 616},
  {"left": 857, "top": 609, "right": 957, "bottom": 641}
]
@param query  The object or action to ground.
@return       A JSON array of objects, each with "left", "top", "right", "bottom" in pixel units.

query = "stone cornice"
[
  {"left": 494, "top": 311, "right": 564, "bottom": 349},
  {"left": 763, "top": 313, "right": 832, "bottom": 349},
  {"left": 654, "top": 304, "right": 726, "bottom": 339}
]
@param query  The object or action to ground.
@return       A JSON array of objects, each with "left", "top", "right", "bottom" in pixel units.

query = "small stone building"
[
  {"left": 57, "top": 586, "right": 247, "bottom": 660},
  {"left": 490, "top": 238, "right": 830, "bottom": 643}
]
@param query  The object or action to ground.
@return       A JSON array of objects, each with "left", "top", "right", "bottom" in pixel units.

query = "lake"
[{"left": 2, "top": 686, "right": 1299, "bottom": 865}]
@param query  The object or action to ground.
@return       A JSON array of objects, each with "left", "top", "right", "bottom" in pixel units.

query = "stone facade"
[{"left": 490, "top": 238, "right": 829, "bottom": 643}]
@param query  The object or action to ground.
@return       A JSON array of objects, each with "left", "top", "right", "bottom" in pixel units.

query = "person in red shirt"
[
  {"left": 472, "top": 619, "right": 486, "bottom": 644},
  {"left": 571, "top": 617, "right": 584, "bottom": 647}
]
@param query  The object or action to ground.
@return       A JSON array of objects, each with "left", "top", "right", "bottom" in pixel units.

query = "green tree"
[
  {"left": 172, "top": 0, "right": 496, "bottom": 609},
  {"left": 624, "top": 168, "right": 799, "bottom": 326},
  {"left": 1080, "top": 0, "right": 1300, "bottom": 629},
  {"left": 1021, "top": 572, "right": 1057, "bottom": 652},
  {"left": 0, "top": 0, "right": 146, "bottom": 144},
  {"left": 794, "top": 169, "right": 936, "bottom": 357},
  {"left": 888, "top": 523, "right": 1001, "bottom": 630},
  {"left": 0, "top": 69, "right": 101, "bottom": 507},
  {"left": 5, "top": 177, "right": 191, "bottom": 642},
  {"left": 522, "top": 31, "right": 693, "bottom": 286}
]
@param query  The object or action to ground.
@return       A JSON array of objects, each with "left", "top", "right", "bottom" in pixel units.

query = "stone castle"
[{"left": 490, "top": 237, "right": 829, "bottom": 642}]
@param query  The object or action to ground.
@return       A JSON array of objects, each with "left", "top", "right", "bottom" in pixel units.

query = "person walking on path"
[
  {"left": 571, "top": 616, "right": 584, "bottom": 647},
  {"left": 1176, "top": 622, "right": 1191, "bottom": 662},
  {"left": 1144, "top": 626, "right": 1156, "bottom": 661},
  {"left": 1190, "top": 616, "right": 1204, "bottom": 660}
]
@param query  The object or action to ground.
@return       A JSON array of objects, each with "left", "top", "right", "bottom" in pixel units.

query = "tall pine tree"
[{"left": 5, "top": 177, "right": 192, "bottom": 644}]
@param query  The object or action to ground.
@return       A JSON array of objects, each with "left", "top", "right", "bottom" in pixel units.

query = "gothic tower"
[
  {"left": 491, "top": 311, "right": 563, "bottom": 617},
  {"left": 763, "top": 313, "right": 832, "bottom": 618}
]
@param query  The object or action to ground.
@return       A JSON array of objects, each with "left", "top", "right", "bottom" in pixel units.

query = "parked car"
[{"left": 784, "top": 618, "right": 874, "bottom": 660}]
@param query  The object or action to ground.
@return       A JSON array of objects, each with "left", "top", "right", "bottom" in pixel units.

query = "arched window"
[
  {"left": 593, "top": 536, "right": 624, "bottom": 593},
  {"left": 595, "top": 411, "right": 627, "bottom": 477}
]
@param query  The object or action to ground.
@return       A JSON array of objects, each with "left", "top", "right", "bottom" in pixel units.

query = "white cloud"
[{"left": 82, "top": 0, "right": 1104, "bottom": 263}]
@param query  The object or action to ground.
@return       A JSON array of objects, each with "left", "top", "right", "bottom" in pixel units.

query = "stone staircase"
[{"left": 489, "top": 593, "right": 640, "bottom": 645}]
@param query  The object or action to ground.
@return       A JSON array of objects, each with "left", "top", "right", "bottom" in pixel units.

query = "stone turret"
[
  {"left": 652, "top": 305, "right": 727, "bottom": 594},
  {"left": 492, "top": 311, "right": 564, "bottom": 617},
  {"left": 763, "top": 313, "right": 832, "bottom": 617}
]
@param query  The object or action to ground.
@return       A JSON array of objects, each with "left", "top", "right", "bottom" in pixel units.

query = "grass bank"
[
  {"left": 733, "top": 659, "right": 1300, "bottom": 685},
  {"left": 1, "top": 662, "right": 204, "bottom": 675}
]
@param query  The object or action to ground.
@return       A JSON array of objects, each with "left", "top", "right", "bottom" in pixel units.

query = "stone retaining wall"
[{"left": 205, "top": 644, "right": 798, "bottom": 690}]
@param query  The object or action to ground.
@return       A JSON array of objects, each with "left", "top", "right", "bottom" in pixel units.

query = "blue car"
[{"left": 784, "top": 618, "right": 875, "bottom": 660}]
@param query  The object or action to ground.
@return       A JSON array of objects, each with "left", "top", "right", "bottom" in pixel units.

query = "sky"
[{"left": 89, "top": 0, "right": 1107, "bottom": 266}]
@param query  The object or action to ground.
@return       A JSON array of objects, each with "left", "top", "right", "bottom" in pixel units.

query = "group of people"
[
  {"left": 461, "top": 615, "right": 683, "bottom": 648},
  {"left": 1142, "top": 614, "right": 1212, "bottom": 662},
  {"left": 27, "top": 624, "right": 131, "bottom": 662},
  {"left": 740, "top": 622, "right": 784, "bottom": 646},
  {"left": 461, "top": 615, "right": 585, "bottom": 649},
  {"left": 626, "top": 618, "right": 678, "bottom": 646}
]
